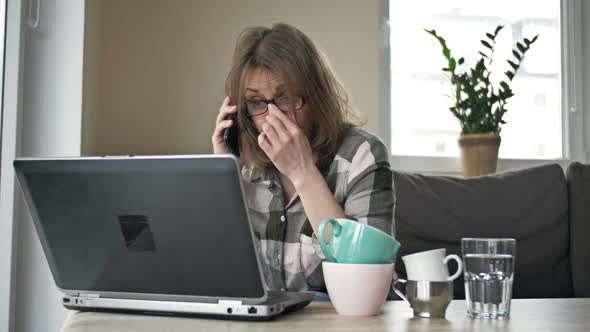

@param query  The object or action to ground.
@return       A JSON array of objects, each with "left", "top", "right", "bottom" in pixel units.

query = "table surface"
[{"left": 61, "top": 298, "right": 590, "bottom": 332}]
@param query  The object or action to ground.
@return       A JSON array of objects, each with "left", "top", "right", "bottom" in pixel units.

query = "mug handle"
[
  {"left": 443, "top": 254, "right": 463, "bottom": 281},
  {"left": 392, "top": 278, "right": 410, "bottom": 305},
  {"left": 318, "top": 218, "right": 342, "bottom": 262}
]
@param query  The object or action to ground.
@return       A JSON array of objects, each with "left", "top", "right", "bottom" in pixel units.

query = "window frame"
[
  {"left": 379, "top": 0, "right": 587, "bottom": 175},
  {"left": 0, "top": 0, "right": 21, "bottom": 330}
]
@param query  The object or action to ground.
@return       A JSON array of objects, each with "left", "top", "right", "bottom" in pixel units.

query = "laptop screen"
[{"left": 14, "top": 156, "right": 266, "bottom": 300}]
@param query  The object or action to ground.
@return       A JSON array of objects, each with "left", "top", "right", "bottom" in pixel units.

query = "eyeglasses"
[{"left": 244, "top": 95, "right": 305, "bottom": 117}]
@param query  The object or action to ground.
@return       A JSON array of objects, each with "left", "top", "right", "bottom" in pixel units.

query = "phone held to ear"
[{"left": 223, "top": 113, "right": 240, "bottom": 156}]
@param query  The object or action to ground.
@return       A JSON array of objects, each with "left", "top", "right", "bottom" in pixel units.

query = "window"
[
  {"left": 384, "top": 0, "right": 581, "bottom": 172},
  {"left": 0, "top": 0, "right": 5, "bottom": 117}
]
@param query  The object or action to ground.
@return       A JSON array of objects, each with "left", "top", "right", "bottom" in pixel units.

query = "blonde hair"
[{"left": 225, "top": 23, "right": 359, "bottom": 171}]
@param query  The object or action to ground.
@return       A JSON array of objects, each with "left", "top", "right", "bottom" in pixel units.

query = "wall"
[
  {"left": 14, "top": 1, "right": 85, "bottom": 332},
  {"left": 82, "top": 0, "right": 102, "bottom": 155},
  {"left": 83, "top": 0, "right": 380, "bottom": 155}
]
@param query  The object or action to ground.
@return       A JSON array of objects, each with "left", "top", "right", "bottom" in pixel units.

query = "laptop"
[{"left": 13, "top": 155, "right": 314, "bottom": 320}]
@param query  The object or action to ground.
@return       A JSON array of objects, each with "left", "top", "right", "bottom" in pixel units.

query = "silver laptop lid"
[{"left": 13, "top": 155, "right": 268, "bottom": 303}]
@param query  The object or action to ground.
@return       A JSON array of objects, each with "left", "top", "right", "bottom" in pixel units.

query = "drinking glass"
[{"left": 461, "top": 238, "right": 516, "bottom": 318}]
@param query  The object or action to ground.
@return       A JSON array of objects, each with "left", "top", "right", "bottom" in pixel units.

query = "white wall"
[
  {"left": 14, "top": 1, "right": 85, "bottom": 332},
  {"left": 83, "top": 0, "right": 380, "bottom": 155}
]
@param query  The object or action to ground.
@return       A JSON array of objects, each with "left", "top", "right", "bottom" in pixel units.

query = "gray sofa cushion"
[
  {"left": 393, "top": 164, "right": 573, "bottom": 299},
  {"left": 567, "top": 162, "right": 590, "bottom": 297}
]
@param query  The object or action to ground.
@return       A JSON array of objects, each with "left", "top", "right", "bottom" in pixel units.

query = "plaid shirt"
[{"left": 241, "top": 127, "right": 395, "bottom": 291}]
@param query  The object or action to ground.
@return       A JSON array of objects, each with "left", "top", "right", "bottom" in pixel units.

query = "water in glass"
[{"left": 464, "top": 253, "right": 514, "bottom": 318}]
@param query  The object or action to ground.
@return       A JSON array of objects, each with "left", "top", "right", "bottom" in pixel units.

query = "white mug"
[{"left": 402, "top": 248, "right": 462, "bottom": 281}]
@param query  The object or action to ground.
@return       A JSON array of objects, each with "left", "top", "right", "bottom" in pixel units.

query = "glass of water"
[{"left": 461, "top": 238, "right": 516, "bottom": 318}]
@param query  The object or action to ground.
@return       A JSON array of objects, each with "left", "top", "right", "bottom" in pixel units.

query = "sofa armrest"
[{"left": 567, "top": 162, "right": 590, "bottom": 297}]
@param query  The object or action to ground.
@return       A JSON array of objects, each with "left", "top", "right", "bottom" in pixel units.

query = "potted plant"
[{"left": 425, "top": 25, "right": 538, "bottom": 177}]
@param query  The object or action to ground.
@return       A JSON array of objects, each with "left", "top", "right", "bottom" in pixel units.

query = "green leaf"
[
  {"left": 505, "top": 71, "right": 514, "bottom": 80},
  {"left": 512, "top": 50, "right": 521, "bottom": 60},
  {"left": 424, "top": 29, "right": 438, "bottom": 39},
  {"left": 507, "top": 60, "right": 519, "bottom": 71},
  {"left": 425, "top": 28, "right": 455, "bottom": 62},
  {"left": 531, "top": 34, "right": 539, "bottom": 44},
  {"left": 475, "top": 58, "right": 486, "bottom": 72},
  {"left": 524, "top": 38, "right": 531, "bottom": 45},
  {"left": 486, "top": 33, "right": 495, "bottom": 40},
  {"left": 500, "top": 81, "right": 510, "bottom": 91},
  {"left": 517, "top": 42, "right": 527, "bottom": 53},
  {"left": 442, "top": 67, "right": 450, "bottom": 72},
  {"left": 449, "top": 58, "right": 457, "bottom": 71},
  {"left": 481, "top": 40, "right": 493, "bottom": 49},
  {"left": 494, "top": 25, "right": 504, "bottom": 36},
  {"left": 458, "top": 57, "right": 465, "bottom": 65},
  {"left": 479, "top": 51, "right": 489, "bottom": 59},
  {"left": 449, "top": 107, "right": 460, "bottom": 118}
]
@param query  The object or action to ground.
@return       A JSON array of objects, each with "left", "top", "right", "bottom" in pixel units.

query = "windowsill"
[{"left": 390, "top": 155, "right": 574, "bottom": 177}]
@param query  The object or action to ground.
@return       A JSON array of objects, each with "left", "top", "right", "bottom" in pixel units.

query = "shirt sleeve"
[
  {"left": 300, "top": 136, "right": 395, "bottom": 291},
  {"left": 343, "top": 137, "right": 395, "bottom": 236}
]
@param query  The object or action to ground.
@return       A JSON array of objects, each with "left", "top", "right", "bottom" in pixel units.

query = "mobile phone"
[{"left": 223, "top": 113, "right": 240, "bottom": 156}]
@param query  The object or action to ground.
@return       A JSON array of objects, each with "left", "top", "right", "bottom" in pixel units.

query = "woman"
[{"left": 211, "top": 23, "right": 394, "bottom": 292}]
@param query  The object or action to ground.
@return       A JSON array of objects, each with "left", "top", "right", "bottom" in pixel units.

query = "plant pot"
[{"left": 458, "top": 134, "right": 501, "bottom": 178}]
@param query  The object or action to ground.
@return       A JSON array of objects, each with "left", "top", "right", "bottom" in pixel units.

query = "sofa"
[{"left": 393, "top": 162, "right": 590, "bottom": 299}]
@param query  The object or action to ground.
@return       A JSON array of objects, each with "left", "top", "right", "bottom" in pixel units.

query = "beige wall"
[
  {"left": 82, "top": 0, "right": 380, "bottom": 155},
  {"left": 82, "top": 0, "right": 102, "bottom": 155}
]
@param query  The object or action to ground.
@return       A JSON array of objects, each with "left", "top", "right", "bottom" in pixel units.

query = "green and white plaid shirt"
[{"left": 241, "top": 127, "right": 395, "bottom": 291}]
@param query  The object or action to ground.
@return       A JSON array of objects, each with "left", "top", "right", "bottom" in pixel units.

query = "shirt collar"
[{"left": 242, "top": 165, "right": 278, "bottom": 188}]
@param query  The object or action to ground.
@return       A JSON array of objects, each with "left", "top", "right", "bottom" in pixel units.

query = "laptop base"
[{"left": 63, "top": 291, "right": 314, "bottom": 321}]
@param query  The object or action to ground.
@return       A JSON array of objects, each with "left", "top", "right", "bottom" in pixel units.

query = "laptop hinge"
[
  {"left": 78, "top": 293, "right": 101, "bottom": 298},
  {"left": 218, "top": 299, "right": 242, "bottom": 305}
]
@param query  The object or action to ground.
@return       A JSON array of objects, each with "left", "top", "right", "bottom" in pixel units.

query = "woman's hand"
[
  {"left": 258, "top": 104, "right": 317, "bottom": 186},
  {"left": 212, "top": 96, "right": 237, "bottom": 154}
]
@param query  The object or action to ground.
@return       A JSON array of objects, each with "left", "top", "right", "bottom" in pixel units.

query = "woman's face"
[{"left": 243, "top": 68, "right": 311, "bottom": 137}]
